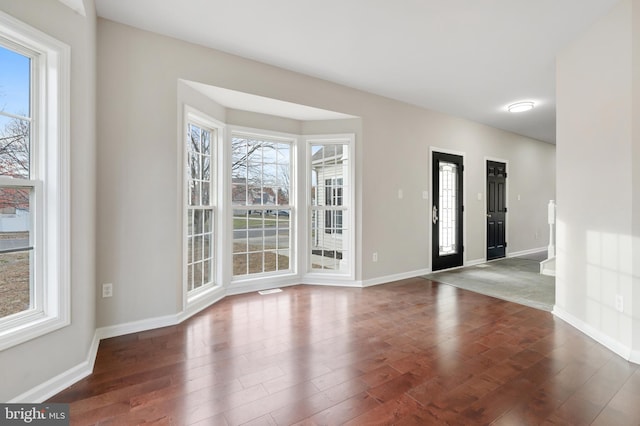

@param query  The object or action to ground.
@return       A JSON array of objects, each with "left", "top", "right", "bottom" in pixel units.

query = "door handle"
[
  {"left": 432, "top": 205, "right": 438, "bottom": 224},
  {"left": 487, "top": 214, "right": 492, "bottom": 218}
]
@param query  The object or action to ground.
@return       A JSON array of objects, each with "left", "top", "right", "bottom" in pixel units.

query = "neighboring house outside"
[
  {"left": 0, "top": 190, "right": 29, "bottom": 234},
  {"left": 0, "top": 207, "right": 28, "bottom": 233},
  {"left": 311, "top": 145, "right": 348, "bottom": 258},
  {"left": 231, "top": 177, "right": 277, "bottom": 213}
]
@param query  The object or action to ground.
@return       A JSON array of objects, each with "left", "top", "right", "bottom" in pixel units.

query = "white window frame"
[
  {"left": 182, "top": 107, "right": 224, "bottom": 309},
  {"left": 229, "top": 127, "right": 296, "bottom": 282},
  {"left": 306, "top": 134, "right": 355, "bottom": 279},
  {"left": 0, "top": 11, "right": 70, "bottom": 350}
]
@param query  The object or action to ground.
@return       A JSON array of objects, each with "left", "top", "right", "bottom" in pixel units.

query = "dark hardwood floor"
[{"left": 49, "top": 278, "right": 640, "bottom": 425}]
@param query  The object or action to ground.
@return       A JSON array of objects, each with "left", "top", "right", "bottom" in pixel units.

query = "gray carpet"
[{"left": 423, "top": 253, "right": 555, "bottom": 311}]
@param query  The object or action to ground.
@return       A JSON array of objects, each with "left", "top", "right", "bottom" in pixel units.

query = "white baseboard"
[
  {"left": 540, "top": 257, "right": 556, "bottom": 277},
  {"left": 181, "top": 286, "right": 227, "bottom": 323},
  {"left": 465, "top": 258, "right": 485, "bottom": 267},
  {"left": 465, "top": 247, "right": 547, "bottom": 267},
  {"left": 9, "top": 333, "right": 100, "bottom": 403},
  {"left": 302, "top": 276, "right": 363, "bottom": 287},
  {"left": 553, "top": 306, "right": 636, "bottom": 364},
  {"left": 96, "top": 313, "right": 182, "bottom": 341},
  {"left": 362, "top": 269, "right": 431, "bottom": 287},
  {"left": 508, "top": 247, "right": 546, "bottom": 258}
]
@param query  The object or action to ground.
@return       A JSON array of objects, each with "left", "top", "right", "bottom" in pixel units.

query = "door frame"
[
  {"left": 484, "top": 156, "right": 509, "bottom": 261},
  {"left": 429, "top": 147, "right": 466, "bottom": 272}
]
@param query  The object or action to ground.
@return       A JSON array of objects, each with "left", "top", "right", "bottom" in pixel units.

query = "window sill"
[{"left": 0, "top": 312, "right": 70, "bottom": 351}]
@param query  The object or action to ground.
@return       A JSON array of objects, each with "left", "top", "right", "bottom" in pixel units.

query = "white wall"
[
  {"left": 96, "top": 18, "right": 555, "bottom": 329},
  {"left": 0, "top": 0, "right": 96, "bottom": 402},
  {"left": 633, "top": 0, "right": 640, "bottom": 355},
  {"left": 556, "top": 0, "right": 640, "bottom": 360}
]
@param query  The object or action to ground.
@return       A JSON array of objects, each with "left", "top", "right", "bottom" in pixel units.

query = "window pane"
[
  {"left": 232, "top": 179, "right": 247, "bottom": 206},
  {"left": 248, "top": 251, "right": 263, "bottom": 274},
  {"left": 0, "top": 115, "right": 30, "bottom": 179},
  {"left": 231, "top": 134, "right": 292, "bottom": 278},
  {"left": 233, "top": 253, "right": 247, "bottom": 276},
  {"left": 185, "top": 120, "right": 216, "bottom": 294},
  {"left": 193, "top": 235, "right": 203, "bottom": 262},
  {"left": 203, "top": 210, "right": 212, "bottom": 233},
  {"left": 203, "top": 234, "right": 211, "bottom": 259},
  {"left": 189, "top": 181, "right": 200, "bottom": 206},
  {"left": 231, "top": 137, "right": 247, "bottom": 174},
  {"left": 203, "top": 258, "right": 211, "bottom": 285},
  {"left": 202, "top": 129, "right": 210, "bottom": 156},
  {"left": 277, "top": 144, "right": 290, "bottom": 163},
  {"left": 264, "top": 216, "right": 277, "bottom": 250},
  {"left": 0, "top": 46, "right": 30, "bottom": 118},
  {"left": 193, "top": 209, "right": 203, "bottom": 235},
  {"left": 310, "top": 143, "right": 349, "bottom": 273},
  {"left": 193, "top": 261, "right": 203, "bottom": 289},
  {"left": 278, "top": 228, "right": 290, "bottom": 250},
  {"left": 263, "top": 163, "right": 277, "bottom": 186},
  {"left": 188, "top": 151, "right": 200, "bottom": 180},
  {"left": 0, "top": 187, "right": 31, "bottom": 243},
  {"left": 201, "top": 182, "right": 210, "bottom": 206},
  {"left": 187, "top": 264, "right": 193, "bottom": 291},
  {"left": 202, "top": 155, "right": 211, "bottom": 181},
  {"left": 0, "top": 186, "right": 32, "bottom": 317},
  {"left": 438, "top": 161, "right": 458, "bottom": 255},
  {"left": 0, "top": 251, "right": 31, "bottom": 318},
  {"left": 261, "top": 141, "right": 277, "bottom": 163},
  {"left": 188, "top": 125, "right": 201, "bottom": 153}
]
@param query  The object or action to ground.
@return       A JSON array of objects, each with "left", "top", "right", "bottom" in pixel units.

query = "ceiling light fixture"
[{"left": 508, "top": 101, "right": 535, "bottom": 113}]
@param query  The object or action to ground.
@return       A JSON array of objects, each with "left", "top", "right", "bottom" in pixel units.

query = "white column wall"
[
  {"left": 556, "top": 0, "right": 639, "bottom": 360},
  {"left": 0, "top": 0, "right": 97, "bottom": 402}
]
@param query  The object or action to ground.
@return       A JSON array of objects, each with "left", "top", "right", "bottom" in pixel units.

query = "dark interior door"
[
  {"left": 487, "top": 160, "right": 506, "bottom": 260},
  {"left": 432, "top": 152, "right": 464, "bottom": 271}
]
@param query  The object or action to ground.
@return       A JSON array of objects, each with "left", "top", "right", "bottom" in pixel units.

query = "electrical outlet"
[
  {"left": 372, "top": 252, "right": 378, "bottom": 262},
  {"left": 102, "top": 283, "right": 113, "bottom": 298},
  {"left": 615, "top": 295, "right": 624, "bottom": 312}
]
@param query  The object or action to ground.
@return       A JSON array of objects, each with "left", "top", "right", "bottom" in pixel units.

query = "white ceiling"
[{"left": 95, "top": 0, "right": 620, "bottom": 144}]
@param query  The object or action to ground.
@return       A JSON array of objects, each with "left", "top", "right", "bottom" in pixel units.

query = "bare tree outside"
[
  {"left": 231, "top": 135, "right": 291, "bottom": 276},
  {"left": 0, "top": 115, "right": 29, "bottom": 178},
  {"left": 231, "top": 136, "right": 290, "bottom": 204},
  {"left": 185, "top": 123, "right": 214, "bottom": 292},
  {"left": 0, "top": 110, "right": 32, "bottom": 318}
]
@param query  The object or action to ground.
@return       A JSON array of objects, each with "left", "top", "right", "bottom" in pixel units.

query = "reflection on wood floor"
[{"left": 49, "top": 278, "right": 639, "bottom": 425}]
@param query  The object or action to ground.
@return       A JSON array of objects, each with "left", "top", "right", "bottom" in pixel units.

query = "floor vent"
[{"left": 258, "top": 288, "right": 283, "bottom": 295}]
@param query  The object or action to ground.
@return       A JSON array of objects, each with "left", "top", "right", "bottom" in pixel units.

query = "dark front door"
[
  {"left": 487, "top": 160, "right": 506, "bottom": 260},
  {"left": 432, "top": 152, "right": 464, "bottom": 271}
]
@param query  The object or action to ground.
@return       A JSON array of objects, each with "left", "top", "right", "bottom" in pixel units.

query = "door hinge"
[
  {"left": 504, "top": 172, "right": 507, "bottom": 178},
  {"left": 505, "top": 242, "right": 508, "bottom": 248},
  {"left": 504, "top": 207, "right": 507, "bottom": 213},
  {"left": 462, "top": 205, "right": 465, "bottom": 212}
]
